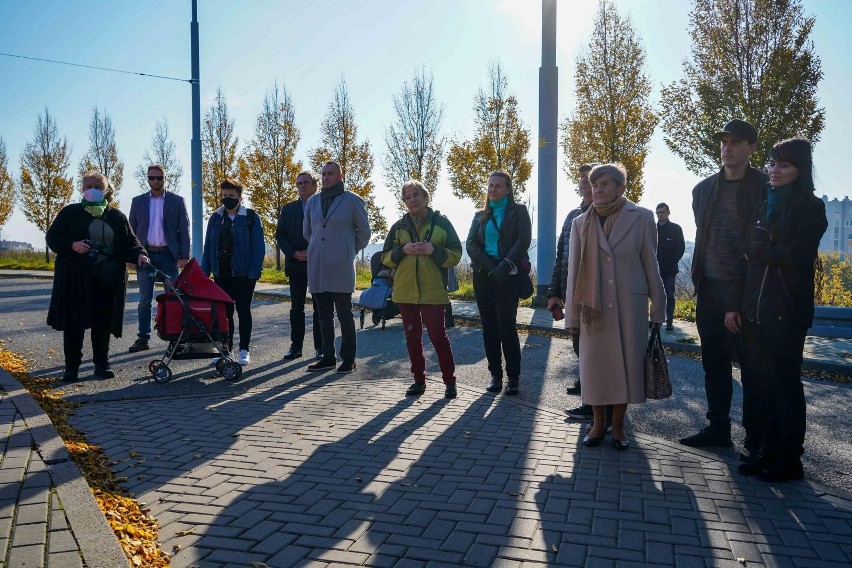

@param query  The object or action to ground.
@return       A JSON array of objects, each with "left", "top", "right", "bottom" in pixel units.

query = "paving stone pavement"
[
  {"left": 0, "top": 378, "right": 127, "bottom": 568},
  {"left": 68, "top": 373, "right": 852, "bottom": 568}
]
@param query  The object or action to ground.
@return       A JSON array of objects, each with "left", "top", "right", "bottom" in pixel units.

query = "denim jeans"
[{"left": 136, "top": 250, "right": 178, "bottom": 340}]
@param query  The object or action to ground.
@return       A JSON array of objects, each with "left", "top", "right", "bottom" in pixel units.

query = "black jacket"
[
  {"left": 46, "top": 204, "right": 144, "bottom": 336},
  {"left": 547, "top": 202, "right": 589, "bottom": 300},
  {"left": 727, "top": 194, "right": 827, "bottom": 329},
  {"left": 275, "top": 199, "right": 309, "bottom": 277},
  {"left": 691, "top": 166, "right": 768, "bottom": 287},
  {"left": 656, "top": 220, "right": 685, "bottom": 277},
  {"left": 466, "top": 202, "right": 532, "bottom": 273}
]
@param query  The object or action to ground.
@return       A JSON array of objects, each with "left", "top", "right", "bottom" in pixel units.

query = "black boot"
[
  {"left": 61, "top": 366, "right": 79, "bottom": 382},
  {"left": 486, "top": 376, "right": 502, "bottom": 393}
]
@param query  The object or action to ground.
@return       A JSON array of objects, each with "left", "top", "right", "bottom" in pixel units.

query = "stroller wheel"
[
  {"left": 220, "top": 361, "right": 242, "bottom": 381},
  {"left": 148, "top": 360, "right": 161, "bottom": 373},
  {"left": 215, "top": 358, "right": 228, "bottom": 372},
  {"left": 151, "top": 362, "right": 172, "bottom": 383}
]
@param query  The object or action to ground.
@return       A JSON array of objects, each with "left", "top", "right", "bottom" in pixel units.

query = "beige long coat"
[{"left": 564, "top": 201, "right": 666, "bottom": 405}]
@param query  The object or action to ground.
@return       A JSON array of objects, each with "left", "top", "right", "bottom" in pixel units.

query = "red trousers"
[{"left": 397, "top": 303, "right": 456, "bottom": 385}]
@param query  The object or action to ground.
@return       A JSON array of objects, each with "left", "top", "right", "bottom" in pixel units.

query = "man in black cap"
[{"left": 680, "top": 119, "right": 767, "bottom": 455}]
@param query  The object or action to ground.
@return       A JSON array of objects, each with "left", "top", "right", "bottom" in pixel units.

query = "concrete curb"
[{"left": 0, "top": 368, "right": 130, "bottom": 568}]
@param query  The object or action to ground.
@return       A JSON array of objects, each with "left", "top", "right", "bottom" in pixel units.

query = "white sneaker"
[{"left": 238, "top": 349, "right": 250, "bottom": 365}]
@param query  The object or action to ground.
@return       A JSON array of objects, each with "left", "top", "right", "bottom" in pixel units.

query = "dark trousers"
[
  {"left": 288, "top": 273, "right": 321, "bottom": 353},
  {"left": 398, "top": 303, "right": 456, "bottom": 384},
  {"left": 695, "top": 278, "right": 757, "bottom": 434},
  {"left": 739, "top": 319, "right": 807, "bottom": 460},
  {"left": 63, "top": 281, "right": 119, "bottom": 369},
  {"left": 662, "top": 273, "right": 677, "bottom": 325},
  {"left": 314, "top": 292, "right": 356, "bottom": 362},
  {"left": 214, "top": 276, "right": 256, "bottom": 351},
  {"left": 473, "top": 271, "right": 521, "bottom": 380}
]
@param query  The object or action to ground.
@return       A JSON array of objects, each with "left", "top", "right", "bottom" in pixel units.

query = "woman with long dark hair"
[
  {"left": 465, "top": 170, "right": 532, "bottom": 396},
  {"left": 725, "top": 138, "right": 828, "bottom": 482}
]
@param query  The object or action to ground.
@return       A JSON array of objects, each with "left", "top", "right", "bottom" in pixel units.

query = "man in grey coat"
[
  {"left": 128, "top": 164, "right": 190, "bottom": 352},
  {"left": 304, "top": 161, "right": 371, "bottom": 373}
]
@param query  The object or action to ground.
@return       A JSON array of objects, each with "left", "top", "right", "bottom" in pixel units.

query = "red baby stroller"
[{"left": 148, "top": 258, "right": 241, "bottom": 383}]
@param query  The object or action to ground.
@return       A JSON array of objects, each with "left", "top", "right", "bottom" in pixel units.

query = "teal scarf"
[{"left": 766, "top": 184, "right": 794, "bottom": 222}]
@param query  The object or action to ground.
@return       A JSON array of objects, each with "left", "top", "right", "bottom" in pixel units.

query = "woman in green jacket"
[{"left": 382, "top": 180, "right": 462, "bottom": 399}]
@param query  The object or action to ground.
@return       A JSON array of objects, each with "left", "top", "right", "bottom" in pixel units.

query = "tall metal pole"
[
  {"left": 190, "top": 0, "right": 203, "bottom": 260},
  {"left": 535, "top": 0, "right": 558, "bottom": 306}
]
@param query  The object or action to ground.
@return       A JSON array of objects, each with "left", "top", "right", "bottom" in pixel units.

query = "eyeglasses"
[{"left": 148, "top": 176, "right": 164, "bottom": 181}]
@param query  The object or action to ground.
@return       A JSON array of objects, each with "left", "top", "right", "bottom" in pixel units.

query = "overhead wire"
[{"left": 0, "top": 51, "right": 194, "bottom": 83}]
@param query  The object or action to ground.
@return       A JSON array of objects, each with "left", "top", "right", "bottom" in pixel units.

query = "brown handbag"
[{"left": 645, "top": 326, "right": 672, "bottom": 399}]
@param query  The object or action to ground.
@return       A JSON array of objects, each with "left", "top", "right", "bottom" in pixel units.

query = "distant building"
[
  {"left": 0, "top": 240, "right": 34, "bottom": 252},
  {"left": 822, "top": 196, "right": 852, "bottom": 255}
]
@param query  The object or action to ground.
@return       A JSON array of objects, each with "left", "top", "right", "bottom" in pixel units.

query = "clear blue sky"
[{"left": 1, "top": 0, "right": 849, "bottom": 251}]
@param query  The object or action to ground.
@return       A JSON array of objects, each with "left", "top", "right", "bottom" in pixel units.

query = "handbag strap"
[{"left": 647, "top": 326, "right": 661, "bottom": 356}]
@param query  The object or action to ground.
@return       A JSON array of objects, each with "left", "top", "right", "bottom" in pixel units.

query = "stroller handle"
[{"left": 143, "top": 261, "right": 179, "bottom": 294}]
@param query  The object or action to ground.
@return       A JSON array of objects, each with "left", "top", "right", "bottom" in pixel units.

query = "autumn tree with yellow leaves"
[
  {"left": 0, "top": 139, "right": 14, "bottom": 236},
  {"left": 560, "top": 0, "right": 657, "bottom": 202},
  {"left": 659, "top": 0, "right": 824, "bottom": 176},
  {"left": 243, "top": 82, "right": 303, "bottom": 268},
  {"left": 446, "top": 62, "right": 532, "bottom": 205},
  {"left": 78, "top": 106, "right": 124, "bottom": 203},
  {"left": 18, "top": 108, "right": 74, "bottom": 262},
  {"left": 202, "top": 88, "right": 241, "bottom": 216},
  {"left": 310, "top": 79, "right": 386, "bottom": 241}
]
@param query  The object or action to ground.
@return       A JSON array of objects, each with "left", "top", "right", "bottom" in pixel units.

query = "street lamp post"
[
  {"left": 535, "top": 0, "right": 558, "bottom": 306},
  {"left": 190, "top": 0, "right": 203, "bottom": 260}
]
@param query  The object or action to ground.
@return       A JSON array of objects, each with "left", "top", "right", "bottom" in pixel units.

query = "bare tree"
[
  {"left": 202, "top": 88, "right": 240, "bottom": 215},
  {"left": 78, "top": 106, "right": 124, "bottom": 201},
  {"left": 18, "top": 108, "right": 74, "bottom": 262},
  {"left": 310, "top": 79, "right": 386, "bottom": 240},
  {"left": 383, "top": 67, "right": 445, "bottom": 211},
  {"left": 242, "top": 82, "right": 302, "bottom": 268},
  {"left": 134, "top": 119, "right": 184, "bottom": 192}
]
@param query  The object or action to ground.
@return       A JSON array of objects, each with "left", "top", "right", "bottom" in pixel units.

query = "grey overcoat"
[
  {"left": 564, "top": 201, "right": 666, "bottom": 405},
  {"left": 303, "top": 190, "right": 371, "bottom": 293}
]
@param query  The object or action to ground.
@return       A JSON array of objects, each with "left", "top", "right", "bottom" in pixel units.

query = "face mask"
[
  {"left": 222, "top": 196, "right": 240, "bottom": 210},
  {"left": 84, "top": 188, "right": 104, "bottom": 202}
]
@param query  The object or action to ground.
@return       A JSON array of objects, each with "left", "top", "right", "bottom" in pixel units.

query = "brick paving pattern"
[
  {"left": 70, "top": 375, "right": 852, "bottom": 568},
  {"left": 1, "top": 388, "right": 85, "bottom": 568}
]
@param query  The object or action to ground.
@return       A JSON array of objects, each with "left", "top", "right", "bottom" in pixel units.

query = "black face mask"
[{"left": 222, "top": 197, "right": 240, "bottom": 210}]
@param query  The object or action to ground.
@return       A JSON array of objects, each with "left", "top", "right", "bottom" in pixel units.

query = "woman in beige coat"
[{"left": 565, "top": 163, "right": 666, "bottom": 450}]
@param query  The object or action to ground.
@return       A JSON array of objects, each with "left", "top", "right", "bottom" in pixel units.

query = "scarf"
[
  {"left": 320, "top": 181, "right": 344, "bottom": 217},
  {"left": 82, "top": 199, "right": 107, "bottom": 218},
  {"left": 766, "top": 183, "right": 794, "bottom": 223},
  {"left": 572, "top": 195, "right": 628, "bottom": 333}
]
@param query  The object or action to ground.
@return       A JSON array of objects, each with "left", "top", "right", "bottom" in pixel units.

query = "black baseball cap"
[{"left": 713, "top": 119, "right": 757, "bottom": 144}]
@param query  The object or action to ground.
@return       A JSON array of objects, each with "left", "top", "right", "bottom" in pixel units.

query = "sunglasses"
[{"left": 148, "top": 176, "right": 164, "bottom": 181}]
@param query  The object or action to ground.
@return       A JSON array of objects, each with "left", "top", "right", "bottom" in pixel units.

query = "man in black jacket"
[
  {"left": 655, "top": 203, "right": 685, "bottom": 332},
  {"left": 680, "top": 119, "right": 768, "bottom": 453},
  {"left": 275, "top": 170, "right": 322, "bottom": 360},
  {"left": 547, "top": 164, "right": 593, "bottom": 417}
]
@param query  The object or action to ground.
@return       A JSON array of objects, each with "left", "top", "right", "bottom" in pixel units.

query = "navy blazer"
[
  {"left": 129, "top": 191, "right": 191, "bottom": 260},
  {"left": 275, "top": 198, "right": 310, "bottom": 277}
]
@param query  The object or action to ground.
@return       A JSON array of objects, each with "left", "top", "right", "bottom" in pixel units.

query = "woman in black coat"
[
  {"left": 47, "top": 171, "right": 148, "bottom": 381},
  {"left": 465, "top": 170, "right": 532, "bottom": 395},
  {"left": 724, "top": 138, "right": 828, "bottom": 482}
]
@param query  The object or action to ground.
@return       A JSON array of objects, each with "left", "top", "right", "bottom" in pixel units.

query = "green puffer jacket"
[{"left": 382, "top": 209, "right": 462, "bottom": 305}]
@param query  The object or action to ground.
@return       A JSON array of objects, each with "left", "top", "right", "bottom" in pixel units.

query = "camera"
[{"left": 86, "top": 240, "right": 102, "bottom": 259}]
